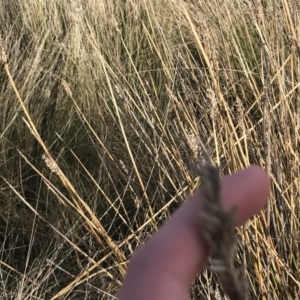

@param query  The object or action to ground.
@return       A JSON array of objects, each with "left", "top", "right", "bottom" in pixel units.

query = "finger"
[{"left": 118, "top": 165, "right": 270, "bottom": 300}]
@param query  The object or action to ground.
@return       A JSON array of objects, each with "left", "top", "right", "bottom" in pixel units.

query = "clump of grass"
[{"left": 0, "top": 0, "right": 300, "bottom": 299}]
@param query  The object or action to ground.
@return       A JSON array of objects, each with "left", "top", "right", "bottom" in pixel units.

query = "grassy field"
[{"left": 1, "top": 0, "right": 300, "bottom": 298}]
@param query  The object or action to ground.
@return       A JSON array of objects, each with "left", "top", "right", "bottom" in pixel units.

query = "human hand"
[{"left": 117, "top": 166, "right": 270, "bottom": 300}]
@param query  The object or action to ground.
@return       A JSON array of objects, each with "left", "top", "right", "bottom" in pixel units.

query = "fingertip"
[{"left": 222, "top": 165, "right": 270, "bottom": 225}]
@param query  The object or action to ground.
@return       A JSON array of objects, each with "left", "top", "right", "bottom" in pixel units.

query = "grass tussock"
[{"left": 0, "top": 0, "right": 300, "bottom": 298}]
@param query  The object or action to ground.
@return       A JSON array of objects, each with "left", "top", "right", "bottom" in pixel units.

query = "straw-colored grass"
[{"left": 0, "top": 0, "right": 299, "bottom": 298}]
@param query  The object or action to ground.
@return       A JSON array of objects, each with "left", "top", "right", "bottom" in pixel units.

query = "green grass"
[{"left": 1, "top": 0, "right": 300, "bottom": 298}]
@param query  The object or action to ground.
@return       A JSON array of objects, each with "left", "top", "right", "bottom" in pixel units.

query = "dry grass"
[{"left": 0, "top": 0, "right": 300, "bottom": 298}]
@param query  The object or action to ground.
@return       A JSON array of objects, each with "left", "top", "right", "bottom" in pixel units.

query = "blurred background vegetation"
[{"left": 0, "top": 0, "right": 299, "bottom": 298}]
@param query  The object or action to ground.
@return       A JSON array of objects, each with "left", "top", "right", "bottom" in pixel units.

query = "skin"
[{"left": 117, "top": 165, "right": 270, "bottom": 300}]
